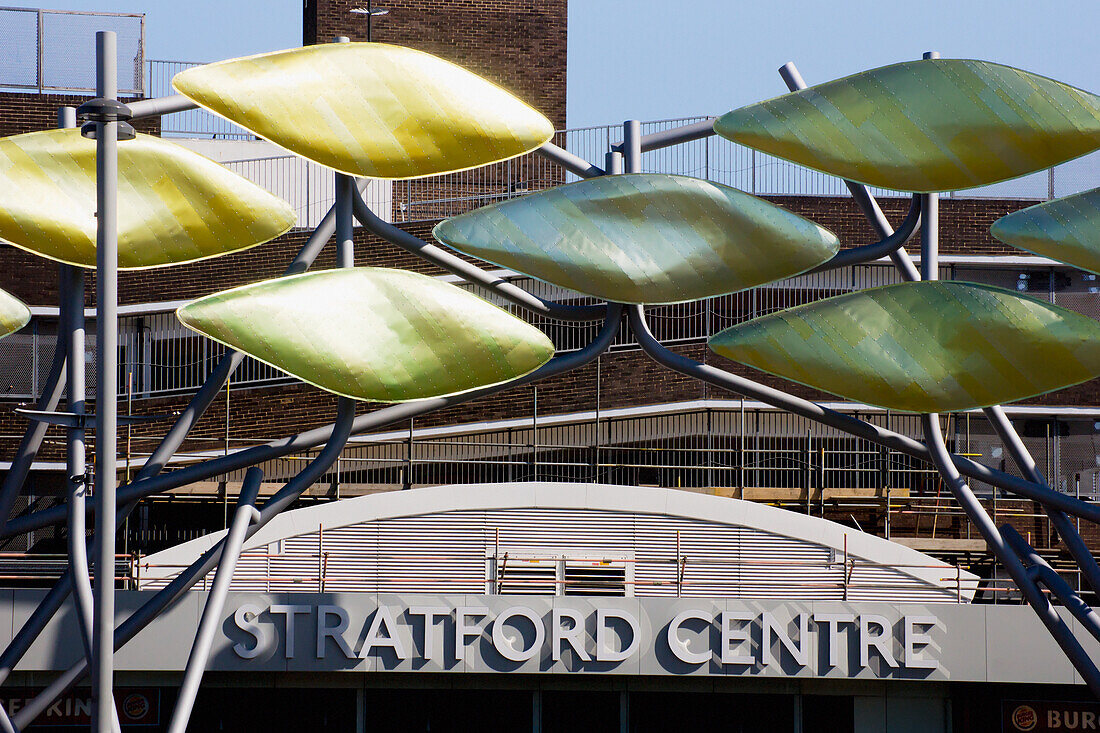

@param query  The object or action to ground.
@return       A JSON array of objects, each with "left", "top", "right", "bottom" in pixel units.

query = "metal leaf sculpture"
[
  {"left": 0, "top": 288, "right": 30, "bottom": 340},
  {"left": 172, "top": 43, "right": 554, "bottom": 179},
  {"left": 708, "top": 281, "right": 1100, "bottom": 412},
  {"left": 0, "top": 129, "right": 295, "bottom": 269},
  {"left": 177, "top": 268, "right": 556, "bottom": 402},
  {"left": 433, "top": 173, "right": 840, "bottom": 304},
  {"left": 991, "top": 187, "right": 1100, "bottom": 274},
  {"left": 714, "top": 59, "right": 1100, "bottom": 193}
]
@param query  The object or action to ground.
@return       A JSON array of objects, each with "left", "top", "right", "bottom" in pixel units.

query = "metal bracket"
[
  {"left": 80, "top": 121, "right": 136, "bottom": 141},
  {"left": 76, "top": 97, "right": 132, "bottom": 122},
  {"left": 16, "top": 409, "right": 180, "bottom": 428}
]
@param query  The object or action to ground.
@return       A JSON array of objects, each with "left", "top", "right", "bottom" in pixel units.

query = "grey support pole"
[
  {"left": 780, "top": 62, "right": 921, "bottom": 283},
  {"left": 61, "top": 263, "right": 92, "bottom": 656},
  {"left": 91, "top": 30, "right": 119, "bottom": 733},
  {"left": 536, "top": 142, "right": 605, "bottom": 179},
  {"left": 623, "top": 120, "right": 642, "bottom": 174},
  {"left": 336, "top": 175, "right": 356, "bottom": 268},
  {"left": 166, "top": 468, "right": 263, "bottom": 733},
  {"left": 920, "top": 53, "right": 940, "bottom": 281},
  {"left": 333, "top": 35, "right": 357, "bottom": 270},
  {"left": 57, "top": 105, "right": 95, "bottom": 665},
  {"left": 604, "top": 151, "right": 622, "bottom": 175}
]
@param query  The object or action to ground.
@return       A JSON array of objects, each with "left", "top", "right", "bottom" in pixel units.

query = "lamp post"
[{"left": 350, "top": 1, "right": 389, "bottom": 41}]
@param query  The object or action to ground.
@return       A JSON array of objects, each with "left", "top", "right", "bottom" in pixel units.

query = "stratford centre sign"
[
  {"left": 0, "top": 591, "right": 1088, "bottom": 685},
  {"left": 229, "top": 600, "right": 941, "bottom": 675}
]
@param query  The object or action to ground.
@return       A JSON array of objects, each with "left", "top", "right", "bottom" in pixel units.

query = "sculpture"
[{"left": 0, "top": 34, "right": 1099, "bottom": 732}]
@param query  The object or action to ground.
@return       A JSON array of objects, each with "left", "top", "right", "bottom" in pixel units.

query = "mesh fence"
[{"left": 0, "top": 7, "right": 143, "bottom": 94}]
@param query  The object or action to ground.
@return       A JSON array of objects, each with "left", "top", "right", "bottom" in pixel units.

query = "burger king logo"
[
  {"left": 121, "top": 693, "right": 150, "bottom": 722},
  {"left": 1011, "top": 705, "right": 1038, "bottom": 731}
]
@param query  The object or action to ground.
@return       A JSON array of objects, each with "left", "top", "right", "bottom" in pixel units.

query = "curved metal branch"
[
  {"left": 626, "top": 304, "right": 1100, "bottom": 522},
  {"left": 808, "top": 194, "right": 921, "bottom": 273},
  {"left": 536, "top": 142, "right": 604, "bottom": 178},
  {"left": 167, "top": 468, "right": 263, "bottom": 733},
  {"left": 0, "top": 327, "right": 66, "bottom": 532},
  {"left": 352, "top": 188, "right": 607, "bottom": 322},
  {"left": 920, "top": 413, "right": 1100, "bottom": 696},
  {"left": 985, "top": 404, "right": 1100, "bottom": 598},
  {"left": 1002, "top": 524, "right": 1100, "bottom": 643}
]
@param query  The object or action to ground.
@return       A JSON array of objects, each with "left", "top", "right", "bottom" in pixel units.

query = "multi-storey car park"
[{"left": 2, "top": 2, "right": 1100, "bottom": 731}]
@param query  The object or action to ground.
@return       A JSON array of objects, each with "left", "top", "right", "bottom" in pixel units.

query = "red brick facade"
[{"left": 304, "top": 0, "right": 568, "bottom": 127}]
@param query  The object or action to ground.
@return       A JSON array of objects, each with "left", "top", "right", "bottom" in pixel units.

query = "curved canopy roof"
[{"left": 141, "top": 482, "right": 974, "bottom": 602}]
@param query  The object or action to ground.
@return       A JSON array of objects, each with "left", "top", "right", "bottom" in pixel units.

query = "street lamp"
[{"left": 351, "top": 2, "right": 389, "bottom": 41}]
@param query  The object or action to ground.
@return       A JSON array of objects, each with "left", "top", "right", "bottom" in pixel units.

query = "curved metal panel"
[
  {"left": 0, "top": 129, "right": 295, "bottom": 269},
  {"left": 715, "top": 59, "right": 1100, "bottom": 193},
  {"left": 991, "top": 187, "right": 1100, "bottom": 274},
  {"left": 433, "top": 174, "right": 840, "bottom": 304},
  {"left": 137, "top": 482, "right": 972, "bottom": 600},
  {"left": 0, "top": 288, "right": 30, "bottom": 340},
  {"left": 177, "top": 268, "right": 556, "bottom": 402},
  {"left": 172, "top": 43, "right": 554, "bottom": 179},
  {"left": 708, "top": 281, "right": 1100, "bottom": 412}
]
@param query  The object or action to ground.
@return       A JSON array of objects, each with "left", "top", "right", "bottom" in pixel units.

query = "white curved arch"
[{"left": 141, "top": 482, "right": 976, "bottom": 599}]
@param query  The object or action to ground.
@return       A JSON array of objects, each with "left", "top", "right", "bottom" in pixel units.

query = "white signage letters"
[
  {"left": 552, "top": 608, "right": 589, "bottom": 662},
  {"left": 229, "top": 601, "right": 942, "bottom": 677}
]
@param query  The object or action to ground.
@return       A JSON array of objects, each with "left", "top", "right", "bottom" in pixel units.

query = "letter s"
[{"left": 233, "top": 603, "right": 272, "bottom": 659}]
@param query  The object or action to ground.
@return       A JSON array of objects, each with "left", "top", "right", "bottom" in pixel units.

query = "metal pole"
[
  {"left": 921, "top": 52, "right": 940, "bottom": 282},
  {"left": 61, "top": 256, "right": 92, "bottom": 654},
  {"left": 333, "top": 36, "right": 357, "bottom": 270},
  {"left": 623, "top": 120, "right": 642, "bottom": 174},
  {"left": 92, "top": 30, "right": 119, "bottom": 733},
  {"left": 166, "top": 468, "right": 263, "bottom": 733},
  {"left": 604, "top": 151, "right": 622, "bottom": 175}
]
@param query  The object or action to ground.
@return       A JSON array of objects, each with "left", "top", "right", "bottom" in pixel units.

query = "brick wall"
[
  {"left": 0, "top": 91, "right": 160, "bottom": 138},
  {"left": 303, "top": 0, "right": 568, "bottom": 128}
]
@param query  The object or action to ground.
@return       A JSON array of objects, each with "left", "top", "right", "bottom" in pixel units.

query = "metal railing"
[
  {"left": 135, "top": 547, "right": 1083, "bottom": 605},
  {"left": 0, "top": 6, "right": 143, "bottom": 94}
]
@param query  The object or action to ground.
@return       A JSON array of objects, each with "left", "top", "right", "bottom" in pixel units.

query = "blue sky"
[{"left": 22, "top": 0, "right": 1100, "bottom": 127}]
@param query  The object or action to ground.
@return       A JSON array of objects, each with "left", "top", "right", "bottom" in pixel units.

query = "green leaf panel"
[
  {"left": 991, "top": 187, "right": 1100, "bottom": 274},
  {"left": 433, "top": 174, "right": 840, "bottom": 304},
  {"left": 177, "top": 268, "right": 556, "bottom": 402},
  {"left": 0, "top": 288, "right": 30, "bottom": 340},
  {"left": 708, "top": 281, "right": 1100, "bottom": 412},
  {"left": 0, "top": 129, "right": 295, "bottom": 269},
  {"left": 715, "top": 59, "right": 1100, "bottom": 193},
  {"left": 172, "top": 43, "right": 554, "bottom": 179}
]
